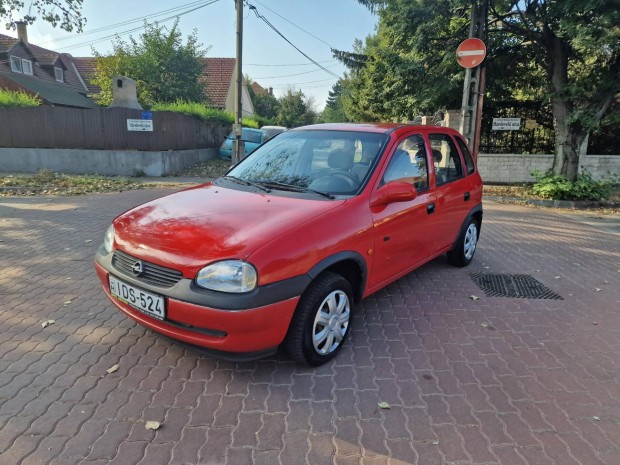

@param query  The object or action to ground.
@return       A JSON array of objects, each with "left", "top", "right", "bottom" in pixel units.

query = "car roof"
[{"left": 293, "top": 122, "right": 461, "bottom": 136}]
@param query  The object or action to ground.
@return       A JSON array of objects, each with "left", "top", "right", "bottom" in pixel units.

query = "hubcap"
[
  {"left": 464, "top": 223, "right": 478, "bottom": 260},
  {"left": 312, "top": 290, "right": 350, "bottom": 355}
]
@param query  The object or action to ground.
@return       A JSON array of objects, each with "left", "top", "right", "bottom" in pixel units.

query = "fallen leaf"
[
  {"left": 593, "top": 416, "right": 601, "bottom": 421},
  {"left": 378, "top": 402, "right": 391, "bottom": 409},
  {"left": 432, "top": 440, "right": 439, "bottom": 445},
  {"left": 593, "top": 288, "right": 602, "bottom": 292},
  {"left": 106, "top": 364, "right": 119, "bottom": 374},
  {"left": 535, "top": 269, "right": 540, "bottom": 272},
  {"left": 63, "top": 300, "right": 72, "bottom": 305},
  {"left": 470, "top": 295, "right": 480, "bottom": 301},
  {"left": 41, "top": 320, "right": 55, "bottom": 328},
  {"left": 481, "top": 323, "right": 489, "bottom": 328},
  {"left": 554, "top": 276, "right": 561, "bottom": 279},
  {"left": 145, "top": 421, "right": 161, "bottom": 430},
  {"left": 484, "top": 266, "right": 490, "bottom": 269},
  {"left": 84, "top": 239, "right": 93, "bottom": 243},
  {"left": 593, "top": 321, "right": 598, "bottom": 325}
]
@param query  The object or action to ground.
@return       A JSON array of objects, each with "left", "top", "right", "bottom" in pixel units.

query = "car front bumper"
[{"left": 94, "top": 249, "right": 304, "bottom": 358}]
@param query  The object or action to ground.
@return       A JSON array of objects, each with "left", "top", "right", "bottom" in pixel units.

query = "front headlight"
[
  {"left": 103, "top": 225, "right": 115, "bottom": 254},
  {"left": 196, "top": 260, "right": 257, "bottom": 293}
]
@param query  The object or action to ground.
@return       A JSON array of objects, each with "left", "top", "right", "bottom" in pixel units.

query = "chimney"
[
  {"left": 14, "top": 21, "right": 28, "bottom": 44},
  {"left": 268, "top": 87, "right": 273, "bottom": 96}
]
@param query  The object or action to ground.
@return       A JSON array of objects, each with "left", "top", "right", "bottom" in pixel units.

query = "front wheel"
[
  {"left": 284, "top": 272, "right": 353, "bottom": 366},
  {"left": 447, "top": 218, "right": 479, "bottom": 267}
]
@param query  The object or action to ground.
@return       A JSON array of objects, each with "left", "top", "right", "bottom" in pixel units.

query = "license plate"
[{"left": 109, "top": 275, "right": 166, "bottom": 320}]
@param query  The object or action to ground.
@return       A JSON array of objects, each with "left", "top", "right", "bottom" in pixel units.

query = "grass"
[
  {"left": 0, "top": 170, "right": 155, "bottom": 196},
  {"left": 151, "top": 101, "right": 259, "bottom": 128},
  {"left": 0, "top": 89, "right": 41, "bottom": 108}
]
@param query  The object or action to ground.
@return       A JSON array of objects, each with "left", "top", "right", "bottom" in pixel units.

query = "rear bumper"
[{"left": 94, "top": 260, "right": 300, "bottom": 357}]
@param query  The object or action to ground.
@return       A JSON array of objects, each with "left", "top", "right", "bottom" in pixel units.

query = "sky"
[{"left": 3, "top": 0, "right": 378, "bottom": 111}]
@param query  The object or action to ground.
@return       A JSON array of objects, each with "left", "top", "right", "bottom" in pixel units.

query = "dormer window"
[
  {"left": 10, "top": 55, "right": 22, "bottom": 73},
  {"left": 55, "top": 67, "right": 64, "bottom": 82},
  {"left": 22, "top": 59, "right": 33, "bottom": 75}
]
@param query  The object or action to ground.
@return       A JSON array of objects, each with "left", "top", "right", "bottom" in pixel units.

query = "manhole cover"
[{"left": 470, "top": 273, "right": 563, "bottom": 300}]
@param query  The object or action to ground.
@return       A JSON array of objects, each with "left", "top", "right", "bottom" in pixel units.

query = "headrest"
[
  {"left": 432, "top": 149, "right": 443, "bottom": 163},
  {"left": 328, "top": 148, "right": 355, "bottom": 170}
]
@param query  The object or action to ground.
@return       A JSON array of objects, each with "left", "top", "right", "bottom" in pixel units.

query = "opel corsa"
[{"left": 95, "top": 123, "right": 483, "bottom": 365}]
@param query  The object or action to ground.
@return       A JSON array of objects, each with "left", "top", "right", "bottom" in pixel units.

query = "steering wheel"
[{"left": 329, "top": 171, "right": 359, "bottom": 189}]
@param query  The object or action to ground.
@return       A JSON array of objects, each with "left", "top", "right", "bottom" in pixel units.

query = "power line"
[
  {"left": 252, "top": 64, "right": 339, "bottom": 80},
  {"left": 252, "top": 0, "right": 334, "bottom": 48},
  {"left": 269, "top": 77, "right": 337, "bottom": 87},
  {"left": 245, "top": 59, "right": 336, "bottom": 67},
  {"left": 247, "top": 3, "right": 340, "bottom": 79}
]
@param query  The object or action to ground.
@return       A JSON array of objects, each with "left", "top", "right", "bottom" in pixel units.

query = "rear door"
[
  {"left": 368, "top": 133, "right": 437, "bottom": 289},
  {"left": 429, "top": 133, "right": 471, "bottom": 251}
]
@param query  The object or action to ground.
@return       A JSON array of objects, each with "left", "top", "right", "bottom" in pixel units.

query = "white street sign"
[
  {"left": 456, "top": 50, "right": 485, "bottom": 57},
  {"left": 127, "top": 119, "right": 153, "bottom": 132},
  {"left": 492, "top": 118, "right": 521, "bottom": 131}
]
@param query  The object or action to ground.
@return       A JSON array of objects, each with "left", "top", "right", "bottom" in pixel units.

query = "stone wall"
[{"left": 478, "top": 154, "right": 619, "bottom": 184}]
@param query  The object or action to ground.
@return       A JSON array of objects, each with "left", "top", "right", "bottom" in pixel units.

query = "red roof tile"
[
  {"left": 201, "top": 57, "right": 235, "bottom": 108},
  {"left": 72, "top": 56, "right": 101, "bottom": 94}
]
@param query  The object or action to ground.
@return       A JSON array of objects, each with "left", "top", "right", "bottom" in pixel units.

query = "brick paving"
[{"left": 0, "top": 189, "right": 619, "bottom": 465}]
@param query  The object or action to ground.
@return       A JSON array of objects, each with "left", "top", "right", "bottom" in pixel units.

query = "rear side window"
[
  {"left": 429, "top": 134, "right": 463, "bottom": 186},
  {"left": 456, "top": 137, "right": 475, "bottom": 175}
]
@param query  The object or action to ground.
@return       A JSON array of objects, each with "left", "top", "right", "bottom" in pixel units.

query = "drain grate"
[{"left": 470, "top": 273, "right": 563, "bottom": 300}]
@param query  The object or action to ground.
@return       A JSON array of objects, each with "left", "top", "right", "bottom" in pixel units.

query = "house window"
[
  {"left": 21, "top": 59, "right": 33, "bottom": 76},
  {"left": 55, "top": 67, "right": 64, "bottom": 82},
  {"left": 10, "top": 56, "right": 22, "bottom": 73}
]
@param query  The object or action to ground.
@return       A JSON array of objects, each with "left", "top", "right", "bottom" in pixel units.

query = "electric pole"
[
  {"left": 232, "top": 0, "right": 245, "bottom": 164},
  {"left": 459, "top": 0, "right": 488, "bottom": 161}
]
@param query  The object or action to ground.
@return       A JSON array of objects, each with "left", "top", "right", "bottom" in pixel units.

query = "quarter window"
[
  {"left": 429, "top": 134, "right": 464, "bottom": 186},
  {"left": 10, "top": 56, "right": 22, "bottom": 73},
  {"left": 382, "top": 134, "right": 428, "bottom": 191},
  {"left": 456, "top": 137, "right": 475, "bottom": 175},
  {"left": 22, "top": 59, "right": 33, "bottom": 75}
]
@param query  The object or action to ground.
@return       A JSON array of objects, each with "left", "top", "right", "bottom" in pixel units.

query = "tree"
[
  {"left": 1, "top": 0, "right": 85, "bottom": 31},
  {"left": 341, "top": 0, "right": 619, "bottom": 180},
  {"left": 276, "top": 88, "right": 316, "bottom": 128},
  {"left": 246, "top": 76, "right": 280, "bottom": 121},
  {"left": 91, "top": 20, "right": 208, "bottom": 108},
  {"left": 320, "top": 79, "right": 349, "bottom": 123}
]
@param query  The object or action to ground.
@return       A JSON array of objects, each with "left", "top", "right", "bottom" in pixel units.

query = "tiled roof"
[
  {"left": 251, "top": 81, "right": 266, "bottom": 95},
  {"left": 201, "top": 57, "right": 235, "bottom": 108},
  {"left": 0, "top": 71, "right": 98, "bottom": 108},
  {"left": 72, "top": 57, "right": 101, "bottom": 94}
]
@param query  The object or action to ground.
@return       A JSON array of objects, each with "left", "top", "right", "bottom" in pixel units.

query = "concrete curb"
[{"left": 484, "top": 195, "right": 608, "bottom": 209}]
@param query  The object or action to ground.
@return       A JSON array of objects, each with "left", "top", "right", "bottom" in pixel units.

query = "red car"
[{"left": 95, "top": 123, "right": 482, "bottom": 365}]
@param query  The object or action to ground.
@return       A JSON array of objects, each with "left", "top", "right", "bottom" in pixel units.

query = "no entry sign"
[{"left": 456, "top": 38, "right": 487, "bottom": 68}]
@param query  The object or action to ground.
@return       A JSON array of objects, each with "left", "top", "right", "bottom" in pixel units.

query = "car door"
[
  {"left": 429, "top": 133, "right": 471, "bottom": 251},
  {"left": 368, "top": 134, "right": 437, "bottom": 289}
]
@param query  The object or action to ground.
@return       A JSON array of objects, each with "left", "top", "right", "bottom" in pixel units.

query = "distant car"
[
  {"left": 95, "top": 123, "right": 482, "bottom": 365},
  {"left": 260, "top": 125, "right": 287, "bottom": 140},
  {"left": 219, "top": 128, "right": 267, "bottom": 159}
]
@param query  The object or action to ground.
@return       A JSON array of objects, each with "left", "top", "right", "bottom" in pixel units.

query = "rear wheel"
[
  {"left": 284, "top": 272, "right": 353, "bottom": 366},
  {"left": 448, "top": 218, "right": 479, "bottom": 267}
]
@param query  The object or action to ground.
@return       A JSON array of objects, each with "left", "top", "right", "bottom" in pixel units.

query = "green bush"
[
  {"left": 0, "top": 89, "right": 41, "bottom": 108},
  {"left": 531, "top": 169, "right": 614, "bottom": 201},
  {"left": 151, "top": 101, "right": 259, "bottom": 128}
]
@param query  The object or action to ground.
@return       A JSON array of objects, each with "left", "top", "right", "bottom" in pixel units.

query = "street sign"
[
  {"left": 492, "top": 118, "right": 521, "bottom": 131},
  {"left": 456, "top": 38, "right": 487, "bottom": 68},
  {"left": 127, "top": 119, "right": 153, "bottom": 132},
  {"left": 141, "top": 111, "right": 153, "bottom": 120}
]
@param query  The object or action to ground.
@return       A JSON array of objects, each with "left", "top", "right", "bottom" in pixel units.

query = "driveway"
[{"left": 0, "top": 190, "right": 619, "bottom": 465}]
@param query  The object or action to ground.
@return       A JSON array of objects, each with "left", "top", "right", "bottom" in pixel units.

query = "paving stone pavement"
[{"left": 0, "top": 189, "right": 619, "bottom": 465}]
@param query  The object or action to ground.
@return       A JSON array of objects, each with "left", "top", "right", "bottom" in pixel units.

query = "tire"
[
  {"left": 284, "top": 272, "right": 353, "bottom": 366},
  {"left": 447, "top": 218, "right": 479, "bottom": 267}
]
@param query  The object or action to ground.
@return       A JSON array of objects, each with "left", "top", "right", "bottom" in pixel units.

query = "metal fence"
[{"left": 0, "top": 107, "right": 230, "bottom": 151}]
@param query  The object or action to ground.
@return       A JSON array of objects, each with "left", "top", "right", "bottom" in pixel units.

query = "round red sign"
[{"left": 456, "top": 38, "right": 487, "bottom": 68}]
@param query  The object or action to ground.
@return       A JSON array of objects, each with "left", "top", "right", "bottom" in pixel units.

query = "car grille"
[{"left": 112, "top": 250, "right": 183, "bottom": 288}]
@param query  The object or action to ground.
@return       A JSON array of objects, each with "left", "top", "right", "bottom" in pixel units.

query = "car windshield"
[
  {"left": 227, "top": 129, "right": 263, "bottom": 144},
  {"left": 226, "top": 130, "right": 387, "bottom": 197}
]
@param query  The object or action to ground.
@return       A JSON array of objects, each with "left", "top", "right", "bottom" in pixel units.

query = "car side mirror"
[{"left": 370, "top": 181, "right": 417, "bottom": 208}]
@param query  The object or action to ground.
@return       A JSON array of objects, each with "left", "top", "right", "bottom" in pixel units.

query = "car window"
[
  {"left": 241, "top": 129, "right": 263, "bottom": 144},
  {"left": 381, "top": 135, "right": 428, "bottom": 191},
  {"left": 227, "top": 130, "right": 387, "bottom": 196},
  {"left": 429, "top": 134, "right": 464, "bottom": 186},
  {"left": 456, "top": 137, "right": 476, "bottom": 175}
]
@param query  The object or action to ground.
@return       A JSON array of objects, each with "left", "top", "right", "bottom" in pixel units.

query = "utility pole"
[
  {"left": 459, "top": 0, "right": 488, "bottom": 161},
  {"left": 232, "top": 0, "right": 245, "bottom": 164}
]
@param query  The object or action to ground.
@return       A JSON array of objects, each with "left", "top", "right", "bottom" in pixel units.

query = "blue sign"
[{"left": 141, "top": 111, "right": 153, "bottom": 120}]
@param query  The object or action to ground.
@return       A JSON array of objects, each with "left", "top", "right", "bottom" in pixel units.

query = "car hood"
[{"left": 113, "top": 183, "right": 343, "bottom": 276}]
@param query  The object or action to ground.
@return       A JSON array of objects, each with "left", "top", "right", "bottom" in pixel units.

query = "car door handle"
[
  {"left": 427, "top": 203, "right": 436, "bottom": 214},
  {"left": 464, "top": 192, "right": 470, "bottom": 201}
]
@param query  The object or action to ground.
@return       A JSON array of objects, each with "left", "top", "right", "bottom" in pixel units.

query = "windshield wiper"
[
  {"left": 222, "top": 176, "right": 271, "bottom": 193},
  {"left": 258, "top": 181, "right": 334, "bottom": 199}
]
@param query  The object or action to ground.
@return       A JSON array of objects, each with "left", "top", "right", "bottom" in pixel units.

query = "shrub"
[
  {"left": 531, "top": 169, "right": 614, "bottom": 201},
  {"left": 0, "top": 89, "right": 41, "bottom": 108},
  {"left": 151, "top": 101, "right": 259, "bottom": 128}
]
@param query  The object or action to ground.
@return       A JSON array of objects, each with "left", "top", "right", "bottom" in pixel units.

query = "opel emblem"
[{"left": 132, "top": 260, "right": 144, "bottom": 276}]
